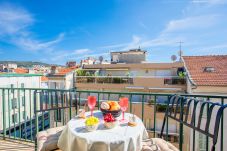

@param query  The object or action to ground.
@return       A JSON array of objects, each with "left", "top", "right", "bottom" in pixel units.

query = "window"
[
  {"left": 22, "top": 96, "right": 25, "bottom": 106},
  {"left": 155, "top": 70, "right": 172, "bottom": 76},
  {"left": 164, "top": 78, "right": 186, "bottom": 85},
  {"left": 204, "top": 67, "right": 215, "bottom": 73},
  {"left": 11, "top": 98, "right": 17, "bottom": 109},
  {"left": 23, "top": 111, "right": 26, "bottom": 120},
  {"left": 21, "top": 83, "right": 25, "bottom": 88},
  {"left": 12, "top": 114, "right": 18, "bottom": 124},
  {"left": 10, "top": 84, "right": 14, "bottom": 93}
]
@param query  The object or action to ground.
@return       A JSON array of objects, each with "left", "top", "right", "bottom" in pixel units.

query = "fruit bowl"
[
  {"left": 101, "top": 108, "right": 122, "bottom": 118},
  {"left": 103, "top": 113, "right": 118, "bottom": 129},
  {"left": 100, "top": 101, "right": 122, "bottom": 118}
]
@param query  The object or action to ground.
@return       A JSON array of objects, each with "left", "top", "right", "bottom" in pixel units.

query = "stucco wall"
[{"left": 0, "top": 76, "right": 41, "bottom": 130}]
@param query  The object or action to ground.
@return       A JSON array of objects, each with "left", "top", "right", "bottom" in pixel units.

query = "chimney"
[{"left": 51, "top": 66, "right": 58, "bottom": 74}]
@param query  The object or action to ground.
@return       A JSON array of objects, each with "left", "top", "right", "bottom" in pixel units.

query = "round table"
[{"left": 58, "top": 111, "right": 148, "bottom": 151}]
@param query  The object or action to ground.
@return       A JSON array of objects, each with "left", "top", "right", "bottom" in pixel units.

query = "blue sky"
[{"left": 0, "top": 0, "right": 227, "bottom": 65}]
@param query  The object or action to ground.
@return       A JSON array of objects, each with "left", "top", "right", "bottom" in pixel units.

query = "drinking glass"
[
  {"left": 119, "top": 97, "right": 129, "bottom": 123},
  {"left": 88, "top": 96, "right": 96, "bottom": 116}
]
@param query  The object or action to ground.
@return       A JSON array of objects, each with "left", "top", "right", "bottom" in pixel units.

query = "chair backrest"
[
  {"left": 160, "top": 95, "right": 227, "bottom": 151},
  {"left": 33, "top": 89, "right": 77, "bottom": 149}
]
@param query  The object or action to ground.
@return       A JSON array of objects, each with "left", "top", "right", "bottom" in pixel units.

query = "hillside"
[{"left": 0, "top": 61, "right": 61, "bottom": 68}]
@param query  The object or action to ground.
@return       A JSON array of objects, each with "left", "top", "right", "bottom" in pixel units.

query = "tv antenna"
[{"left": 177, "top": 41, "right": 184, "bottom": 61}]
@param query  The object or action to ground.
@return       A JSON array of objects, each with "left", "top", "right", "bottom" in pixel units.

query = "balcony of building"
[
  {"left": 0, "top": 88, "right": 226, "bottom": 151},
  {"left": 75, "top": 76, "right": 186, "bottom": 92}
]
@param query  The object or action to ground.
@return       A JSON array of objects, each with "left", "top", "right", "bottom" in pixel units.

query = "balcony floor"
[{"left": 0, "top": 138, "right": 34, "bottom": 151}]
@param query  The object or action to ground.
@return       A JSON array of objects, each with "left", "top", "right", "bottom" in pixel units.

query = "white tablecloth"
[{"left": 58, "top": 111, "right": 148, "bottom": 151}]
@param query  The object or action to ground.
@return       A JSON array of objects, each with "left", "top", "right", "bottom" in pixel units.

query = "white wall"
[
  {"left": 0, "top": 76, "right": 41, "bottom": 130},
  {"left": 48, "top": 73, "right": 74, "bottom": 89}
]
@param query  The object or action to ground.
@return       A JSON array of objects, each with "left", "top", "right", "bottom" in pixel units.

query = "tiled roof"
[
  {"left": 48, "top": 67, "right": 77, "bottom": 77},
  {"left": 183, "top": 55, "right": 227, "bottom": 86},
  {"left": 56, "top": 67, "right": 77, "bottom": 75},
  {"left": 41, "top": 76, "right": 48, "bottom": 81},
  {"left": 13, "top": 68, "right": 29, "bottom": 74}
]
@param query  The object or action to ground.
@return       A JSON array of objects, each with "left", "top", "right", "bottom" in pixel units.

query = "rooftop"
[
  {"left": 41, "top": 76, "right": 49, "bottom": 81},
  {"left": 83, "top": 62, "right": 183, "bottom": 69},
  {"left": 0, "top": 73, "right": 42, "bottom": 77},
  {"left": 111, "top": 49, "right": 147, "bottom": 54},
  {"left": 183, "top": 55, "right": 227, "bottom": 86},
  {"left": 47, "top": 67, "right": 77, "bottom": 77},
  {"left": 13, "top": 68, "right": 29, "bottom": 74}
]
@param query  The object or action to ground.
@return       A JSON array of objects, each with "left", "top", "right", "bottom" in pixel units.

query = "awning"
[
  {"left": 125, "top": 86, "right": 145, "bottom": 89},
  {"left": 105, "top": 68, "right": 129, "bottom": 71},
  {"left": 148, "top": 87, "right": 182, "bottom": 90}
]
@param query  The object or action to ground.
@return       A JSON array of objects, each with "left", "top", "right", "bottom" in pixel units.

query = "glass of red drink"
[
  {"left": 88, "top": 96, "right": 96, "bottom": 116},
  {"left": 119, "top": 97, "right": 129, "bottom": 123}
]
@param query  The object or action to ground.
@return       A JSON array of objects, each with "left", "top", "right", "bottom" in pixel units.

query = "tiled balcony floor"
[
  {"left": 0, "top": 138, "right": 34, "bottom": 151},
  {"left": 0, "top": 138, "right": 62, "bottom": 151}
]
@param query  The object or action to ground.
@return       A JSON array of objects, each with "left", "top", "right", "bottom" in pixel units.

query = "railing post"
[
  {"left": 129, "top": 94, "right": 132, "bottom": 113},
  {"left": 7, "top": 89, "right": 11, "bottom": 138},
  {"left": 179, "top": 97, "right": 184, "bottom": 151},
  {"left": 142, "top": 95, "right": 145, "bottom": 121},
  {"left": 97, "top": 93, "right": 100, "bottom": 109},
  {"left": 153, "top": 95, "right": 156, "bottom": 138},
  {"left": 34, "top": 90, "right": 38, "bottom": 151},
  {"left": 206, "top": 97, "right": 210, "bottom": 151},
  {"left": 221, "top": 98, "right": 224, "bottom": 151},
  {"left": 2, "top": 89, "right": 6, "bottom": 139}
]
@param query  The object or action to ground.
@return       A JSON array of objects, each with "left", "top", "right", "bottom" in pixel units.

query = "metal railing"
[
  {"left": 76, "top": 76, "right": 133, "bottom": 84},
  {"left": 75, "top": 76, "right": 186, "bottom": 85},
  {"left": 0, "top": 88, "right": 226, "bottom": 151}
]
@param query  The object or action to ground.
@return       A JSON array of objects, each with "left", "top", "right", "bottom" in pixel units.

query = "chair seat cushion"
[
  {"left": 37, "top": 126, "right": 65, "bottom": 151},
  {"left": 142, "top": 138, "right": 179, "bottom": 151}
]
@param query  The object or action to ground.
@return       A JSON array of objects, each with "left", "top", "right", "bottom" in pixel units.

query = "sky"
[{"left": 0, "top": 0, "right": 227, "bottom": 65}]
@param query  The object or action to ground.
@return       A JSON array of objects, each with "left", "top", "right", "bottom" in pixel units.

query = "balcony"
[
  {"left": 75, "top": 76, "right": 186, "bottom": 92},
  {"left": 0, "top": 88, "right": 226, "bottom": 151}
]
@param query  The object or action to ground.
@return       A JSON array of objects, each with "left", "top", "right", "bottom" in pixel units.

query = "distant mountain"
[{"left": 0, "top": 61, "right": 62, "bottom": 68}]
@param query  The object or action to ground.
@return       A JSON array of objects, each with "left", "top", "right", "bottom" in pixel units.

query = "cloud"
[
  {"left": 162, "top": 15, "right": 219, "bottom": 33},
  {"left": 0, "top": 3, "right": 64, "bottom": 51},
  {"left": 194, "top": 43, "right": 227, "bottom": 52},
  {"left": 0, "top": 3, "right": 34, "bottom": 35},
  {"left": 48, "top": 48, "right": 91, "bottom": 63},
  {"left": 72, "top": 49, "right": 90, "bottom": 55},
  {"left": 11, "top": 33, "right": 65, "bottom": 51},
  {"left": 139, "top": 22, "right": 149, "bottom": 31},
  {"left": 192, "top": 0, "right": 227, "bottom": 4}
]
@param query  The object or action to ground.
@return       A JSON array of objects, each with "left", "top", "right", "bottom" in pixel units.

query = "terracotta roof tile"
[
  {"left": 41, "top": 76, "right": 48, "bottom": 81},
  {"left": 13, "top": 68, "right": 29, "bottom": 74},
  {"left": 183, "top": 55, "right": 227, "bottom": 86},
  {"left": 50, "top": 67, "right": 77, "bottom": 76}
]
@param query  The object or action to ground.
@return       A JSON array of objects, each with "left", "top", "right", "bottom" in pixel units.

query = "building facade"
[
  {"left": 111, "top": 49, "right": 147, "bottom": 64},
  {"left": 47, "top": 67, "right": 76, "bottom": 89},
  {"left": 0, "top": 73, "right": 42, "bottom": 131},
  {"left": 75, "top": 62, "right": 186, "bottom": 93}
]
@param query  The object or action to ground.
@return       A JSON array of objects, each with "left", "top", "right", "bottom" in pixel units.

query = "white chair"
[{"left": 142, "top": 138, "right": 179, "bottom": 151}]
